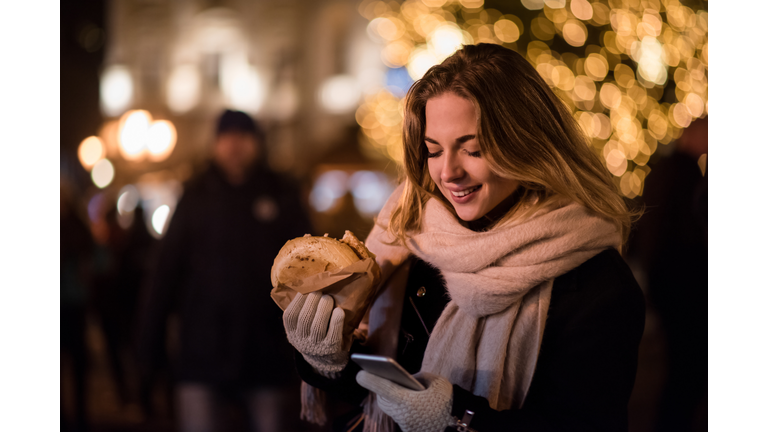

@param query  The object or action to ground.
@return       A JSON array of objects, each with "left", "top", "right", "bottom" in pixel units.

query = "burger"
[
  {"left": 270, "top": 230, "right": 381, "bottom": 347},
  {"left": 270, "top": 230, "right": 378, "bottom": 289}
]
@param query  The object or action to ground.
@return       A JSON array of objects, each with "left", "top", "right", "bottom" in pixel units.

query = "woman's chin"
[{"left": 455, "top": 208, "right": 482, "bottom": 222}]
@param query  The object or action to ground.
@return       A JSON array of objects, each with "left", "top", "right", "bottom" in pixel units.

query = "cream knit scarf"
[{"left": 361, "top": 184, "right": 621, "bottom": 428}]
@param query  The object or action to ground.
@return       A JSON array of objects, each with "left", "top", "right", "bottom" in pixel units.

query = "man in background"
[{"left": 138, "top": 110, "right": 313, "bottom": 432}]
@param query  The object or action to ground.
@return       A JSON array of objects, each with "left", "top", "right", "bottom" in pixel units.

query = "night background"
[{"left": 29, "top": 0, "right": 721, "bottom": 430}]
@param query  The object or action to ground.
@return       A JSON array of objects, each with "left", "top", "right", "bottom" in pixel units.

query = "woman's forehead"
[{"left": 425, "top": 94, "right": 478, "bottom": 133}]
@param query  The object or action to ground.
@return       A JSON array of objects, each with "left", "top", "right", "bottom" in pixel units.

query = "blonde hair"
[{"left": 388, "top": 43, "right": 636, "bottom": 249}]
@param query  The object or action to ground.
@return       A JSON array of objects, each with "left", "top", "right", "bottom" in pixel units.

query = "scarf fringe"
[
  {"left": 300, "top": 381, "right": 327, "bottom": 425},
  {"left": 362, "top": 392, "right": 395, "bottom": 432}
]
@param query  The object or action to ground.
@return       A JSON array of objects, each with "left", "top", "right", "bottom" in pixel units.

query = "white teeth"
[{"left": 451, "top": 186, "right": 479, "bottom": 197}]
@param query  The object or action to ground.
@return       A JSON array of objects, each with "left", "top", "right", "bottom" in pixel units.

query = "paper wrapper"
[{"left": 270, "top": 257, "right": 381, "bottom": 351}]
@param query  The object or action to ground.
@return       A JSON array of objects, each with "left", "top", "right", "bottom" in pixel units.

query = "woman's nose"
[{"left": 441, "top": 152, "right": 465, "bottom": 183}]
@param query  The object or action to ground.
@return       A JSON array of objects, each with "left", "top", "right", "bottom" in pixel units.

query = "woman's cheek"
[{"left": 427, "top": 161, "right": 441, "bottom": 187}]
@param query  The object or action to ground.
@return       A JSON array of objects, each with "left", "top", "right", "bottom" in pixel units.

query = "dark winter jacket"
[
  {"left": 297, "top": 248, "right": 645, "bottom": 431},
  {"left": 139, "top": 164, "right": 312, "bottom": 388}
]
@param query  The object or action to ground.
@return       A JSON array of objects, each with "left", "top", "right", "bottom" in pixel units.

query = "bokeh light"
[
  {"left": 348, "top": 170, "right": 395, "bottom": 216},
  {"left": 319, "top": 75, "right": 362, "bottom": 114},
  {"left": 494, "top": 18, "right": 520, "bottom": 43},
  {"left": 117, "top": 184, "right": 141, "bottom": 215},
  {"left": 357, "top": 0, "right": 707, "bottom": 197},
  {"left": 91, "top": 159, "right": 115, "bottom": 189},
  {"left": 146, "top": 120, "right": 178, "bottom": 162},
  {"left": 459, "top": 0, "right": 484, "bottom": 9},
  {"left": 78, "top": 136, "right": 105, "bottom": 170},
  {"left": 570, "top": 0, "right": 592, "bottom": 21},
  {"left": 605, "top": 147, "right": 628, "bottom": 177},
  {"left": 221, "top": 55, "right": 266, "bottom": 114},
  {"left": 151, "top": 204, "right": 171, "bottom": 235},
  {"left": 521, "top": 0, "right": 545, "bottom": 10},
  {"left": 585, "top": 53, "right": 609, "bottom": 81},
  {"left": 116, "top": 110, "right": 177, "bottom": 162},
  {"left": 563, "top": 20, "right": 587, "bottom": 47},
  {"left": 136, "top": 179, "right": 182, "bottom": 239},
  {"left": 545, "top": 0, "right": 566, "bottom": 9},
  {"left": 310, "top": 170, "right": 349, "bottom": 213},
  {"left": 429, "top": 23, "right": 473, "bottom": 60},
  {"left": 632, "top": 37, "right": 668, "bottom": 85},
  {"left": 100, "top": 65, "right": 133, "bottom": 117},
  {"left": 118, "top": 110, "right": 152, "bottom": 160},
  {"left": 407, "top": 46, "right": 440, "bottom": 80},
  {"left": 166, "top": 65, "right": 201, "bottom": 114}
]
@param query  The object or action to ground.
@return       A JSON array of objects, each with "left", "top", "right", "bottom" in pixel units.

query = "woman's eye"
[
  {"left": 466, "top": 150, "right": 481, "bottom": 158},
  {"left": 426, "top": 150, "right": 442, "bottom": 158}
]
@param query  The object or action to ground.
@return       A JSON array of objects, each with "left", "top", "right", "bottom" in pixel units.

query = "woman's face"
[{"left": 424, "top": 93, "right": 519, "bottom": 222}]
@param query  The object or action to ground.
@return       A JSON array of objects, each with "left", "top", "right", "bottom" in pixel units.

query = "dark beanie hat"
[{"left": 216, "top": 109, "right": 262, "bottom": 138}]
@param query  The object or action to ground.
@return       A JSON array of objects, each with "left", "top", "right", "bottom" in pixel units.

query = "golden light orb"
[
  {"left": 593, "top": 113, "right": 612, "bottom": 140},
  {"left": 602, "top": 30, "right": 621, "bottom": 55},
  {"left": 574, "top": 75, "right": 597, "bottom": 101},
  {"left": 521, "top": 0, "right": 545, "bottom": 11},
  {"left": 459, "top": 0, "right": 484, "bottom": 9},
  {"left": 382, "top": 40, "right": 414, "bottom": 67},
  {"left": 563, "top": 19, "right": 588, "bottom": 47},
  {"left": 647, "top": 109, "right": 668, "bottom": 139},
  {"left": 544, "top": 0, "right": 566, "bottom": 9},
  {"left": 662, "top": 44, "right": 681, "bottom": 67},
  {"left": 640, "top": 11, "right": 663, "bottom": 37},
  {"left": 670, "top": 103, "right": 692, "bottom": 128},
  {"left": 146, "top": 120, "right": 177, "bottom": 162},
  {"left": 599, "top": 83, "right": 622, "bottom": 110},
  {"left": 614, "top": 63, "right": 636, "bottom": 88},
  {"left": 552, "top": 65, "right": 574, "bottom": 91},
  {"left": 78, "top": 136, "right": 105, "bottom": 170},
  {"left": 118, "top": 110, "right": 152, "bottom": 161},
  {"left": 585, "top": 53, "right": 609, "bottom": 81},
  {"left": 619, "top": 170, "right": 643, "bottom": 198},
  {"left": 627, "top": 85, "right": 648, "bottom": 109},
  {"left": 570, "top": 0, "right": 593, "bottom": 21},
  {"left": 494, "top": 19, "right": 520, "bottom": 43},
  {"left": 683, "top": 93, "right": 705, "bottom": 118},
  {"left": 605, "top": 147, "right": 628, "bottom": 177}
]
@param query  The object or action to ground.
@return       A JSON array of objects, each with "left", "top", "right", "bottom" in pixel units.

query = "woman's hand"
[
  {"left": 283, "top": 292, "right": 348, "bottom": 377},
  {"left": 356, "top": 370, "right": 454, "bottom": 432}
]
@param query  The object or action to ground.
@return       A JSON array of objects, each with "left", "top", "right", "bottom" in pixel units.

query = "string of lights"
[{"left": 355, "top": 0, "right": 708, "bottom": 198}]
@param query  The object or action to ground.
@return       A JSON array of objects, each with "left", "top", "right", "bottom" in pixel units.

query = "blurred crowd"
[
  {"left": 61, "top": 110, "right": 319, "bottom": 432},
  {"left": 61, "top": 111, "right": 707, "bottom": 432}
]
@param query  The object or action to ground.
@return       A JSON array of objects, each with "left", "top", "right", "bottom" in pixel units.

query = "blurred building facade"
[
  {"left": 100, "top": 0, "right": 386, "bottom": 174},
  {"left": 85, "top": 0, "right": 398, "bottom": 241}
]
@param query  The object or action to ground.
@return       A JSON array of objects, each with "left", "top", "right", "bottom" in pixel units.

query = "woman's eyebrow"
[
  {"left": 455, "top": 134, "right": 476, "bottom": 143},
  {"left": 424, "top": 134, "right": 476, "bottom": 144}
]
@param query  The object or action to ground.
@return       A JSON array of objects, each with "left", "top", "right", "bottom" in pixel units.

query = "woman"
[{"left": 283, "top": 44, "right": 645, "bottom": 431}]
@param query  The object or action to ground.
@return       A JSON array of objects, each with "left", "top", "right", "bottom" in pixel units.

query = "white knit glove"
[
  {"left": 283, "top": 292, "right": 348, "bottom": 377},
  {"left": 356, "top": 370, "right": 454, "bottom": 432}
]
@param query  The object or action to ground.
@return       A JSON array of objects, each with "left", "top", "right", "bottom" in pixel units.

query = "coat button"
[{"left": 416, "top": 286, "right": 426, "bottom": 297}]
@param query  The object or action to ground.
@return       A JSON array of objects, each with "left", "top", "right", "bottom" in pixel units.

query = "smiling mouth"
[{"left": 450, "top": 185, "right": 481, "bottom": 197}]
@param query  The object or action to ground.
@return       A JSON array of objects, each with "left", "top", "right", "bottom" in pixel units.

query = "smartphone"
[{"left": 350, "top": 354, "right": 426, "bottom": 391}]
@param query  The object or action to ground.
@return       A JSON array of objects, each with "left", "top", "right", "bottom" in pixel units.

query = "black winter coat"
[
  {"left": 139, "top": 164, "right": 312, "bottom": 388},
  {"left": 297, "top": 248, "right": 645, "bottom": 431}
]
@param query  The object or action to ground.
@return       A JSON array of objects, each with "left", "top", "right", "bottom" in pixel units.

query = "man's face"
[{"left": 213, "top": 131, "right": 259, "bottom": 183}]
